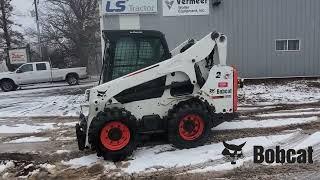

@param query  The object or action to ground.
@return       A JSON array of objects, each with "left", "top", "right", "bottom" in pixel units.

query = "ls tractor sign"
[{"left": 102, "top": 0, "right": 158, "bottom": 15}]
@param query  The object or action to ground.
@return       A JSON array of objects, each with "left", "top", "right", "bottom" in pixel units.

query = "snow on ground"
[
  {"left": 187, "top": 157, "right": 251, "bottom": 173},
  {"left": 4, "top": 136, "right": 50, "bottom": 144},
  {"left": 62, "top": 154, "right": 114, "bottom": 169},
  {"left": 0, "top": 123, "right": 55, "bottom": 133},
  {"left": 55, "top": 150, "right": 71, "bottom": 154},
  {"left": 56, "top": 137, "right": 76, "bottom": 141},
  {"left": 188, "top": 131, "right": 320, "bottom": 174},
  {"left": 0, "top": 161, "right": 14, "bottom": 173},
  {"left": 0, "top": 82, "right": 96, "bottom": 118},
  {"left": 64, "top": 133, "right": 296, "bottom": 174},
  {"left": 294, "top": 132, "right": 320, "bottom": 149},
  {"left": 237, "top": 106, "right": 280, "bottom": 111},
  {"left": 240, "top": 80, "right": 320, "bottom": 105},
  {"left": 0, "top": 94, "right": 84, "bottom": 117},
  {"left": 39, "top": 163, "right": 56, "bottom": 174},
  {"left": 255, "top": 111, "right": 320, "bottom": 117},
  {"left": 214, "top": 116, "right": 319, "bottom": 130},
  {"left": 57, "top": 122, "right": 78, "bottom": 127},
  {"left": 0, "top": 82, "right": 96, "bottom": 95}
]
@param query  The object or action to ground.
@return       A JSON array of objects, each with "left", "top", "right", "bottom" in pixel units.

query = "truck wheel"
[
  {"left": 88, "top": 108, "right": 138, "bottom": 161},
  {"left": 0, "top": 80, "right": 16, "bottom": 92},
  {"left": 168, "top": 100, "right": 213, "bottom": 149},
  {"left": 66, "top": 74, "right": 79, "bottom": 86}
]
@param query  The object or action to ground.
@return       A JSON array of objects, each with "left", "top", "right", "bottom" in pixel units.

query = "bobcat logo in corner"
[
  {"left": 165, "top": 0, "right": 174, "bottom": 9},
  {"left": 222, "top": 141, "right": 246, "bottom": 164}
]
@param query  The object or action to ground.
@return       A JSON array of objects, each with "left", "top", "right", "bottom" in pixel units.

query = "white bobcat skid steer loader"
[{"left": 76, "top": 30, "right": 239, "bottom": 161}]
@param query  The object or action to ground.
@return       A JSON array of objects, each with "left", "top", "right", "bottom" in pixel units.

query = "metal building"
[{"left": 99, "top": 0, "right": 320, "bottom": 78}]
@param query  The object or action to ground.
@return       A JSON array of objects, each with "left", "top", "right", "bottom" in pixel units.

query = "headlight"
[{"left": 85, "top": 89, "right": 90, "bottom": 102}]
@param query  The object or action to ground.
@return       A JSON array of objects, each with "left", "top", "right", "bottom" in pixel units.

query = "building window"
[
  {"left": 275, "top": 39, "right": 300, "bottom": 51},
  {"left": 288, "top": 40, "right": 300, "bottom": 51}
]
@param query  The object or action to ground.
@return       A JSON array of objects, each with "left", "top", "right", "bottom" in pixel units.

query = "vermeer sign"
[
  {"left": 102, "top": 0, "right": 158, "bottom": 15},
  {"left": 163, "top": 0, "right": 210, "bottom": 16}
]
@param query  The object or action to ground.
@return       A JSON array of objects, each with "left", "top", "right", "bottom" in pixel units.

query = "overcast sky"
[{"left": 11, "top": 0, "right": 36, "bottom": 42}]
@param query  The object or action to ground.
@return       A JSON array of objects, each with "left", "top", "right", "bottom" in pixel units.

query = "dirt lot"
[{"left": 0, "top": 79, "right": 320, "bottom": 179}]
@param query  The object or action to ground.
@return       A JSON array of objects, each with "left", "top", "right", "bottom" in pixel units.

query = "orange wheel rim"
[
  {"left": 178, "top": 114, "right": 204, "bottom": 141},
  {"left": 100, "top": 121, "right": 130, "bottom": 151}
]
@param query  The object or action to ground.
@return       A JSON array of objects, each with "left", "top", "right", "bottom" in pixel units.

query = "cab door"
[
  {"left": 34, "top": 63, "right": 51, "bottom": 83},
  {"left": 15, "top": 64, "right": 35, "bottom": 84}
]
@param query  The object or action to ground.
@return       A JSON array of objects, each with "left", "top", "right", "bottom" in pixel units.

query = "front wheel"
[
  {"left": 168, "top": 100, "right": 213, "bottom": 149},
  {"left": 0, "top": 80, "right": 17, "bottom": 92},
  {"left": 88, "top": 108, "right": 138, "bottom": 161}
]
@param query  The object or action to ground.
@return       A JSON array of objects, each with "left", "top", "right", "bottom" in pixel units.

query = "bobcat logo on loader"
[
  {"left": 222, "top": 141, "right": 246, "bottom": 164},
  {"left": 165, "top": 0, "right": 174, "bottom": 9}
]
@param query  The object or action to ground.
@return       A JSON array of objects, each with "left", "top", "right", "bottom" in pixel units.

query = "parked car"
[{"left": 0, "top": 62, "right": 87, "bottom": 92}]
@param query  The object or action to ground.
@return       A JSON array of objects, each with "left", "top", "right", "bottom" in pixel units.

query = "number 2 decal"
[{"left": 216, "top": 72, "right": 221, "bottom": 78}]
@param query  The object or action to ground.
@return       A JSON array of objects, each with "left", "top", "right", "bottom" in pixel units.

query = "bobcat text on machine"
[{"left": 76, "top": 30, "right": 240, "bottom": 161}]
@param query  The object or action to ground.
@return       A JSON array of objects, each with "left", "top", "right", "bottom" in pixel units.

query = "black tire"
[
  {"left": 88, "top": 107, "right": 138, "bottom": 161},
  {"left": 168, "top": 99, "right": 213, "bottom": 149},
  {"left": 66, "top": 74, "right": 79, "bottom": 86},
  {"left": 0, "top": 80, "right": 16, "bottom": 92}
]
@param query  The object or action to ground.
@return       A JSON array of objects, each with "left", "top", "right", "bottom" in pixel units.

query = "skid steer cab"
[{"left": 76, "top": 30, "right": 240, "bottom": 161}]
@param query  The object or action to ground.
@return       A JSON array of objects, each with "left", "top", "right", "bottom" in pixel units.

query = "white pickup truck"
[{"left": 0, "top": 62, "right": 87, "bottom": 92}]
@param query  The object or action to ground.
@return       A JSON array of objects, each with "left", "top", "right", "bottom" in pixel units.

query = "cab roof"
[{"left": 102, "top": 30, "right": 166, "bottom": 40}]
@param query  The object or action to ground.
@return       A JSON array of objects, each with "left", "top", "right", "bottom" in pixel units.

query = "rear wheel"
[
  {"left": 0, "top": 80, "right": 17, "bottom": 92},
  {"left": 88, "top": 108, "right": 138, "bottom": 161},
  {"left": 168, "top": 99, "right": 213, "bottom": 149},
  {"left": 66, "top": 74, "right": 79, "bottom": 85}
]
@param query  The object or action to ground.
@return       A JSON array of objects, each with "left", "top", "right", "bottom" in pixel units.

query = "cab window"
[
  {"left": 111, "top": 37, "right": 165, "bottom": 80},
  {"left": 36, "top": 63, "right": 47, "bottom": 71},
  {"left": 19, "top": 64, "right": 33, "bottom": 73}
]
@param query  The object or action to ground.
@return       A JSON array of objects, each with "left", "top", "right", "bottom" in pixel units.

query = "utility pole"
[{"left": 34, "top": 0, "right": 42, "bottom": 60}]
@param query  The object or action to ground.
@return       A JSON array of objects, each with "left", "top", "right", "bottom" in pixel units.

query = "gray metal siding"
[{"left": 103, "top": 0, "right": 320, "bottom": 78}]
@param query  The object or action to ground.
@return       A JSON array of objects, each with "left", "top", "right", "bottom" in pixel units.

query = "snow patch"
[
  {"left": 240, "top": 81, "right": 320, "bottom": 105},
  {"left": 0, "top": 94, "right": 83, "bottom": 117},
  {"left": 214, "top": 116, "right": 319, "bottom": 130},
  {"left": 123, "top": 133, "right": 295, "bottom": 174},
  {"left": 238, "top": 106, "right": 279, "bottom": 111},
  {"left": 61, "top": 133, "right": 296, "bottom": 174},
  {"left": 57, "top": 122, "right": 78, "bottom": 127},
  {"left": 0, "top": 123, "right": 55, "bottom": 134},
  {"left": 39, "top": 163, "right": 56, "bottom": 173},
  {"left": 256, "top": 111, "right": 320, "bottom": 117},
  {"left": 0, "top": 161, "right": 14, "bottom": 173},
  {"left": 55, "top": 150, "right": 71, "bottom": 154},
  {"left": 5, "top": 136, "right": 50, "bottom": 144},
  {"left": 56, "top": 137, "right": 76, "bottom": 141},
  {"left": 188, "top": 157, "right": 250, "bottom": 173},
  {"left": 294, "top": 132, "right": 320, "bottom": 149},
  {"left": 62, "top": 154, "right": 102, "bottom": 168},
  {"left": 24, "top": 164, "right": 34, "bottom": 169}
]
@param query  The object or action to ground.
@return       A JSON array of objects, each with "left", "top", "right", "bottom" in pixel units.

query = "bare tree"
[
  {"left": 38, "top": 0, "right": 100, "bottom": 67},
  {"left": 0, "top": 0, "right": 24, "bottom": 48},
  {"left": 0, "top": 0, "right": 25, "bottom": 70}
]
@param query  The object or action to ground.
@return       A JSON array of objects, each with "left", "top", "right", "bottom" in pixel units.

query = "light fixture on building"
[{"left": 212, "top": 0, "right": 222, "bottom": 7}]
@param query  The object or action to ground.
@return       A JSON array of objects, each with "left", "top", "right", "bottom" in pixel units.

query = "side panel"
[{"left": 199, "top": 65, "right": 234, "bottom": 113}]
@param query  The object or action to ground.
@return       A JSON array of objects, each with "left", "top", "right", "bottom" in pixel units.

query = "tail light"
[{"left": 233, "top": 67, "right": 238, "bottom": 112}]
